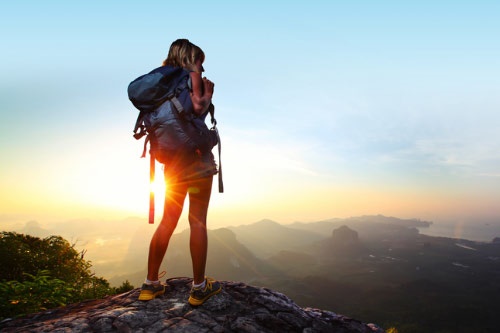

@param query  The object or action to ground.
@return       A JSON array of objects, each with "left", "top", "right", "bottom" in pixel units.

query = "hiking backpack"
[{"left": 128, "top": 65, "right": 223, "bottom": 223}]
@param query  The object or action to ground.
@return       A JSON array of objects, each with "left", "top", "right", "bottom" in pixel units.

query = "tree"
[
  {"left": 114, "top": 280, "right": 135, "bottom": 294},
  {"left": 0, "top": 232, "right": 115, "bottom": 319},
  {"left": 0, "top": 232, "right": 91, "bottom": 284}
]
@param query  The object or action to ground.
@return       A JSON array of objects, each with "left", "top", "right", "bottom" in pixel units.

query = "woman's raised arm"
[{"left": 190, "top": 71, "right": 214, "bottom": 115}]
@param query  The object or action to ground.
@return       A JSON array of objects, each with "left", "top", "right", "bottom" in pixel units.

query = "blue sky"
[{"left": 1, "top": 1, "right": 499, "bottom": 229}]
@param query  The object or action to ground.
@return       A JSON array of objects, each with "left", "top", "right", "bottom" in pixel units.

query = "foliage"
[
  {"left": 0, "top": 232, "right": 90, "bottom": 284},
  {"left": 0, "top": 232, "right": 124, "bottom": 320},
  {"left": 114, "top": 280, "right": 135, "bottom": 294},
  {"left": 0, "top": 270, "right": 73, "bottom": 319}
]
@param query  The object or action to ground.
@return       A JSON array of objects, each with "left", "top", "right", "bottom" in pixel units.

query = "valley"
[{"left": 108, "top": 215, "right": 500, "bottom": 332}]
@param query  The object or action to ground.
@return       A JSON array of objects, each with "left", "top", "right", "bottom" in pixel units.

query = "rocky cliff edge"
[{"left": 0, "top": 278, "right": 385, "bottom": 333}]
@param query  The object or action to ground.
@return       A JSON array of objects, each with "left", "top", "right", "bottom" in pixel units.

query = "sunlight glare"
[{"left": 150, "top": 170, "right": 167, "bottom": 201}]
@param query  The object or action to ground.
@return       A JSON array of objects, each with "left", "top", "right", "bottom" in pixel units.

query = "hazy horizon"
[
  {"left": 4, "top": 214, "right": 500, "bottom": 259},
  {"left": 3, "top": 213, "right": 499, "bottom": 289},
  {"left": 3, "top": 212, "right": 500, "bottom": 239}
]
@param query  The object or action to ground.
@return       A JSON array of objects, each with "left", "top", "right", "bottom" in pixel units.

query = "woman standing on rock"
[{"left": 138, "top": 39, "right": 221, "bottom": 306}]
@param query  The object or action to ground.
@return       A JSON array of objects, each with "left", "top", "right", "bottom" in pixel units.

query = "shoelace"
[{"left": 205, "top": 279, "right": 213, "bottom": 290}]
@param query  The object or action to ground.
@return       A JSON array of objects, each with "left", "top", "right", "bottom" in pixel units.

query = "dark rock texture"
[{"left": 0, "top": 278, "right": 384, "bottom": 332}]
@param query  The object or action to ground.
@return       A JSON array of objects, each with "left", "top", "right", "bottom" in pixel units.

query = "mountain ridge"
[{"left": 227, "top": 218, "right": 325, "bottom": 258}]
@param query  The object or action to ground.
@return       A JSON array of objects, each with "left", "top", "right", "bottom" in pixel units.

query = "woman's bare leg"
[
  {"left": 187, "top": 177, "right": 213, "bottom": 285},
  {"left": 146, "top": 180, "right": 187, "bottom": 281}
]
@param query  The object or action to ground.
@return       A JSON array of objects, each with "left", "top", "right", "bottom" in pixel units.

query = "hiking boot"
[
  {"left": 188, "top": 277, "right": 222, "bottom": 306},
  {"left": 138, "top": 282, "right": 165, "bottom": 301}
]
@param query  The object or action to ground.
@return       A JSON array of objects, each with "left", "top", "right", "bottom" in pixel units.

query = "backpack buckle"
[{"left": 133, "top": 125, "right": 147, "bottom": 140}]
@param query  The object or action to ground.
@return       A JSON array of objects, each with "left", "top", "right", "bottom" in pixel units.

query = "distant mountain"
[
  {"left": 286, "top": 219, "right": 340, "bottom": 236},
  {"left": 164, "top": 227, "right": 279, "bottom": 283},
  {"left": 325, "top": 225, "right": 367, "bottom": 256},
  {"left": 263, "top": 224, "right": 371, "bottom": 279},
  {"left": 289, "top": 215, "right": 427, "bottom": 241},
  {"left": 19, "top": 220, "right": 52, "bottom": 238},
  {"left": 344, "top": 215, "right": 432, "bottom": 228},
  {"left": 227, "top": 219, "right": 324, "bottom": 258},
  {"left": 109, "top": 228, "right": 278, "bottom": 287}
]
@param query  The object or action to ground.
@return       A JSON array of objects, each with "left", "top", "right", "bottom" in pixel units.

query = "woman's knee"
[
  {"left": 189, "top": 212, "right": 206, "bottom": 225},
  {"left": 158, "top": 217, "right": 179, "bottom": 234}
]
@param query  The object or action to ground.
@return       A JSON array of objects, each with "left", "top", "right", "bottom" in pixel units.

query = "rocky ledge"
[{"left": 0, "top": 278, "right": 384, "bottom": 333}]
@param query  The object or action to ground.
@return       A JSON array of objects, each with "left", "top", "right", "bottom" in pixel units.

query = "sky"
[{"left": 1, "top": 0, "right": 500, "bottom": 233}]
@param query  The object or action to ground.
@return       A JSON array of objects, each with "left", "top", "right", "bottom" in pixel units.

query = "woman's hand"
[
  {"left": 190, "top": 72, "right": 214, "bottom": 115},
  {"left": 203, "top": 77, "right": 214, "bottom": 98}
]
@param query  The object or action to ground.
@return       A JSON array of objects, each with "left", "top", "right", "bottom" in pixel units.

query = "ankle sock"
[
  {"left": 145, "top": 278, "right": 160, "bottom": 285},
  {"left": 193, "top": 279, "right": 206, "bottom": 289},
  {"left": 145, "top": 271, "right": 167, "bottom": 285}
]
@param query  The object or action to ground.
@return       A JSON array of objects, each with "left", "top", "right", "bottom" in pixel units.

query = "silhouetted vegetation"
[{"left": 0, "top": 232, "right": 134, "bottom": 319}]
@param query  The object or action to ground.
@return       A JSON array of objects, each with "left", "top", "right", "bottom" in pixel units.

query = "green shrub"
[
  {"left": 0, "top": 270, "right": 73, "bottom": 319},
  {"left": 114, "top": 280, "right": 135, "bottom": 294},
  {"left": 0, "top": 232, "right": 122, "bottom": 319}
]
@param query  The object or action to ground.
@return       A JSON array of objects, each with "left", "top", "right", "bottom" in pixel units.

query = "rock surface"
[{"left": 0, "top": 278, "right": 385, "bottom": 333}]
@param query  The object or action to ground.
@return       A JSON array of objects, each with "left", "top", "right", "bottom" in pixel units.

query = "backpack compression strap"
[
  {"left": 209, "top": 104, "right": 223, "bottom": 193},
  {"left": 149, "top": 152, "right": 155, "bottom": 224}
]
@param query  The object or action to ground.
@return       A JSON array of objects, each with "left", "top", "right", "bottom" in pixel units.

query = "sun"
[{"left": 150, "top": 172, "right": 167, "bottom": 196}]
